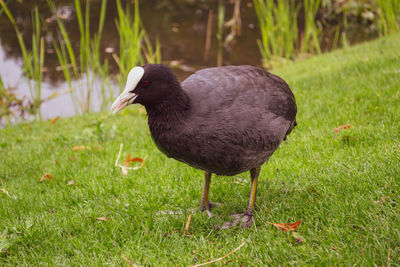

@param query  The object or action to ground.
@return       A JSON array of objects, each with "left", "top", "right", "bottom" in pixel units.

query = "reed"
[
  {"left": 254, "top": 0, "right": 326, "bottom": 66},
  {"left": 253, "top": 0, "right": 299, "bottom": 66},
  {"left": 48, "top": 0, "right": 111, "bottom": 113},
  {"left": 49, "top": 0, "right": 160, "bottom": 112},
  {"left": 47, "top": 0, "right": 80, "bottom": 112},
  {"left": 90, "top": 0, "right": 113, "bottom": 112},
  {"left": 143, "top": 35, "right": 162, "bottom": 65},
  {"left": 0, "top": 2, "right": 45, "bottom": 119},
  {"left": 217, "top": 0, "right": 225, "bottom": 66},
  {"left": 114, "top": 0, "right": 161, "bottom": 92},
  {"left": 302, "top": 0, "right": 321, "bottom": 54},
  {"left": 378, "top": 0, "right": 400, "bottom": 35},
  {"left": 31, "top": 7, "right": 45, "bottom": 119}
]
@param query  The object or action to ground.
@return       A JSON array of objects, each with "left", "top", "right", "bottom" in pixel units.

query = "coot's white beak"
[{"left": 111, "top": 66, "right": 144, "bottom": 114}]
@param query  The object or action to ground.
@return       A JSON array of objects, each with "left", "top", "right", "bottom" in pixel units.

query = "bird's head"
[{"left": 111, "top": 64, "right": 177, "bottom": 113}]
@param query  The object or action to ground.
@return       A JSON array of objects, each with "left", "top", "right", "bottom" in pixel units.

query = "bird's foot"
[
  {"left": 199, "top": 202, "right": 223, "bottom": 218},
  {"left": 219, "top": 212, "right": 254, "bottom": 229}
]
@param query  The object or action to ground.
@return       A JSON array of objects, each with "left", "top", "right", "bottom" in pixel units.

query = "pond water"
[{"left": 0, "top": 0, "right": 377, "bottom": 122}]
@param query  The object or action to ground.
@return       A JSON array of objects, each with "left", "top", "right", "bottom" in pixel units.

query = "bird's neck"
[{"left": 146, "top": 88, "right": 191, "bottom": 131}]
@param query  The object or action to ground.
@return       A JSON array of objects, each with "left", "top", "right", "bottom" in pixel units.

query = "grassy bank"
[{"left": 1, "top": 34, "right": 399, "bottom": 265}]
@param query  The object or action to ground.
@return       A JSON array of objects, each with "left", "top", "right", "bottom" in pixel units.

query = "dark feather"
[{"left": 138, "top": 65, "right": 297, "bottom": 175}]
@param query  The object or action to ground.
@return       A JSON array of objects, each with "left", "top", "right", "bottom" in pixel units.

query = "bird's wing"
[{"left": 181, "top": 65, "right": 296, "bottom": 122}]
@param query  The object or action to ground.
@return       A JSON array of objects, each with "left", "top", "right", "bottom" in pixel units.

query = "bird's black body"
[{"left": 134, "top": 65, "right": 297, "bottom": 176}]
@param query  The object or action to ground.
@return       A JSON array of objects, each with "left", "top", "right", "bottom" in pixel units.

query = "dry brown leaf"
[
  {"left": 185, "top": 214, "right": 192, "bottom": 235},
  {"left": 266, "top": 220, "right": 302, "bottom": 232},
  {"left": 67, "top": 180, "right": 75, "bottom": 186},
  {"left": 334, "top": 124, "right": 352, "bottom": 132},
  {"left": 115, "top": 144, "right": 146, "bottom": 176},
  {"left": 123, "top": 154, "right": 145, "bottom": 167},
  {"left": 72, "top": 145, "right": 90, "bottom": 151},
  {"left": 40, "top": 173, "right": 54, "bottom": 182},
  {"left": 96, "top": 217, "right": 108, "bottom": 221},
  {"left": 50, "top": 116, "right": 60, "bottom": 125}
]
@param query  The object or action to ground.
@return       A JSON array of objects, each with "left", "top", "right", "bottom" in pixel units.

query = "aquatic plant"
[
  {"left": 302, "top": 0, "right": 322, "bottom": 54},
  {"left": 217, "top": 0, "right": 225, "bottom": 66},
  {"left": 47, "top": 0, "right": 109, "bottom": 113},
  {"left": 0, "top": 77, "right": 34, "bottom": 125},
  {"left": 114, "top": 0, "right": 161, "bottom": 92},
  {"left": 0, "top": 2, "right": 44, "bottom": 119},
  {"left": 378, "top": 0, "right": 400, "bottom": 35},
  {"left": 253, "top": 0, "right": 299, "bottom": 66},
  {"left": 254, "top": 0, "right": 390, "bottom": 66}
]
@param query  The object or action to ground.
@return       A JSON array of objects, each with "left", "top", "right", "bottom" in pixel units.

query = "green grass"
[{"left": 1, "top": 34, "right": 400, "bottom": 266}]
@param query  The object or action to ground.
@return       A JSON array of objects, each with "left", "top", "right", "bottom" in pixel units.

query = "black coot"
[{"left": 112, "top": 64, "right": 297, "bottom": 228}]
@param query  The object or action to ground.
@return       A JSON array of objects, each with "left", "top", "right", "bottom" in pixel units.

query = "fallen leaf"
[
  {"left": 115, "top": 144, "right": 146, "bottom": 176},
  {"left": 96, "top": 217, "right": 108, "bottom": 221},
  {"left": 67, "top": 180, "right": 75, "bottom": 186},
  {"left": 185, "top": 214, "right": 192, "bottom": 235},
  {"left": 40, "top": 173, "right": 54, "bottom": 182},
  {"left": 266, "top": 220, "right": 302, "bottom": 232},
  {"left": 123, "top": 154, "right": 145, "bottom": 167},
  {"left": 334, "top": 124, "right": 352, "bottom": 132},
  {"left": 72, "top": 145, "right": 90, "bottom": 151},
  {"left": 50, "top": 116, "right": 60, "bottom": 125}
]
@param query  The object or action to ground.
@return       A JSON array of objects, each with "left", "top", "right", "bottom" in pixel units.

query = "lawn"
[{"left": 1, "top": 33, "right": 399, "bottom": 266}]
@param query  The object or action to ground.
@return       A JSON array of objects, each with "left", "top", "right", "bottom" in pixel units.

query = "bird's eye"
[{"left": 143, "top": 80, "right": 150, "bottom": 86}]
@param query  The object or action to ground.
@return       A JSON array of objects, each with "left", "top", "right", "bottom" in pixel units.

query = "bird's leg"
[
  {"left": 199, "top": 171, "right": 213, "bottom": 217},
  {"left": 200, "top": 171, "right": 211, "bottom": 210},
  {"left": 200, "top": 171, "right": 223, "bottom": 217},
  {"left": 221, "top": 167, "right": 260, "bottom": 229},
  {"left": 241, "top": 166, "right": 260, "bottom": 228}
]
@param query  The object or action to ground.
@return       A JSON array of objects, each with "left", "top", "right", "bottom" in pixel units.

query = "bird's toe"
[
  {"left": 241, "top": 213, "right": 255, "bottom": 228},
  {"left": 199, "top": 202, "right": 223, "bottom": 215},
  {"left": 217, "top": 212, "right": 255, "bottom": 229}
]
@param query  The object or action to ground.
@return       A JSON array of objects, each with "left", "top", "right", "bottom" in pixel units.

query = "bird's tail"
[{"left": 283, "top": 119, "right": 297, "bottom": 141}]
